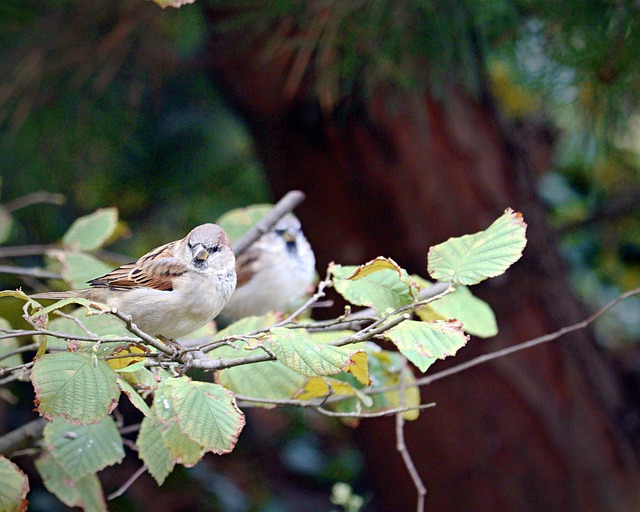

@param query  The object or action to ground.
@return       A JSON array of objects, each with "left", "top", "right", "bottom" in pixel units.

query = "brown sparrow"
[
  {"left": 220, "top": 214, "right": 316, "bottom": 321},
  {"left": 32, "top": 224, "right": 237, "bottom": 340}
]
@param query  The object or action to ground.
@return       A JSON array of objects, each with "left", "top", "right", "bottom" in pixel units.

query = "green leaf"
[
  {"left": 0, "top": 455, "right": 29, "bottom": 512},
  {"left": 331, "top": 260, "right": 417, "bottom": 314},
  {"left": 383, "top": 319, "right": 469, "bottom": 372},
  {"left": 428, "top": 208, "right": 527, "bottom": 285},
  {"left": 0, "top": 206, "right": 12, "bottom": 245},
  {"left": 137, "top": 417, "right": 175, "bottom": 485},
  {"left": 216, "top": 204, "right": 273, "bottom": 244},
  {"left": 413, "top": 276, "right": 498, "bottom": 338},
  {"left": 31, "top": 352, "right": 120, "bottom": 423},
  {"left": 164, "top": 376, "right": 245, "bottom": 454},
  {"left": 0, "top": 289, "right": 33, "bottom": 302},
  {"left": 118, "top": 378, "right": 152, "bottom": 418},
  {"left": 161, "top": 422, "right": 204, "bottom": 467},
  {"left": 213, "top": 313, "right": 306, "bottom": 405},
  {"left": 269, "top": 327, "right": 369, "bottom": 383},
  {"left": 0, "top": 318, "right": 23, "bottom": 368},
  {"left": 47, "top": 251, "right": 114, "bottom": 289},
  {"left": 150, "top": 378, "right": 207, "bottom": 467},
  {"left": 215, "top": 343, "right": 305, "bottom": 405},
  {"left": 35, "top": 452, "right": 106, "bottom": 511},
  {"left": 62, "top": 208, "right": 118, "bottom": 251},
  {"left": 44, "top": 416, "right": 125, "bottom": 482}
]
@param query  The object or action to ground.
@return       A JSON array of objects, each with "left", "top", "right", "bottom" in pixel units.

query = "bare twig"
[
  {"left": 0, "top": 328, "right": 141, "bottom": 344},
  {"left": 0, "top": 342, "right": 39, "bottom": 361},
  {"left": 0, "top": 361, "right": 33, "bottom": 377},
  {"left": 232, "top": 190, "right": 306, "bottom": 256},
  {"left": 414, "top": 286, "right": 640, "bottom": 389},
  {"left": 107, "top": 465, "right": 147, "bottom": 500},
  {"left": 4, "top": 191, "right": 66, "bottom": 212},
  {"left": 396, "top": 361, "right": 426, "bottom": 512},
  {"left": 0, "top": 245, "right": 58, "bottom": 258},
  {"left": 109, "top": 309, "right": 175, "bottom": 356},
  {"left": 0, "top": 418, "right": 46, "bottom": 455},
  {"left": 271, "top": 272, "right": 332, "bottom": 328},
  {"left": 0, "top": 265, "right": 62, "bottom": 280},
  {"left": 316, "top": 402, "right": 436, "bottom": 418}
]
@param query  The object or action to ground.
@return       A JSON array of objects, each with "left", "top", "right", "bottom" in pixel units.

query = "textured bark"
[{"left": 203, "top": 9, "right": 640, "bottom": 511}]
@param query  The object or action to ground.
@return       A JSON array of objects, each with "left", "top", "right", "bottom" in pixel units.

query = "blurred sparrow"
[
  {"left": 221, "top": 214, "right": 316, "bottom": 321},
  {"left": 32, "top": 224, "right": 237, "bottom": 340}
]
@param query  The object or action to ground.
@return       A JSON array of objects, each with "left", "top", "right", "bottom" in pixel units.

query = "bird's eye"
[
  {"left": 275, "top": 229, "right": 286, "bottom": 236},
  {"left": 209, "top": 244, "right": 221, "bottom": 254}
]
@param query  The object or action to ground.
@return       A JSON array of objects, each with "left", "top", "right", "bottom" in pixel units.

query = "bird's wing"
[{"left": 89, "top": 240, "right": 187, "bottom": 291}]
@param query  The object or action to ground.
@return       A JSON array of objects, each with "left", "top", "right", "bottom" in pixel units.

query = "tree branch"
[
  {"left": 0, "top": 265, "right": 62, "bottom": 280},
  {"left": 3, "top": 191, "right": 66, "bottom": 212},
  {"left": 0, "top": 418, "right": 46, "bottom": 455},
  {"left": 232, "top": 190, "right": 306, "bottom": 256}
]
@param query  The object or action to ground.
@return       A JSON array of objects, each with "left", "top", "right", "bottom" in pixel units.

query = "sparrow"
[
  {"left": 32, "top": 223, "right": 237, "bottom": 340},
  {"left": 220, "top": 214, "right": 316, "bottom": 321}
]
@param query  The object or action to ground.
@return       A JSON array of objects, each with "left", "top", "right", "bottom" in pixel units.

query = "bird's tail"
[{"left": 30, "top": 291, "right": 79, "bottom": 300}]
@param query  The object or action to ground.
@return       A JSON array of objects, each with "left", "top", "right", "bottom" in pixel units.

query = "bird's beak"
[
  {"left": 282, "top": 230, "right": 296, "bottom": 243},
  {"left": 194, "top": 245, "right": 209, "bottom": 261}
]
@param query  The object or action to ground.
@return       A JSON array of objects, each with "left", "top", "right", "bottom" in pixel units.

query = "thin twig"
[
  {"left": 118, "top": 423, "right": 142, "bottom": 436},
  {"left": 107, "top": 465, "right": 148, "bottom": 501},
  {"left": 414, "top": 286, "right": 640, "bottom": 388},
  {"left": 396, "top": 360, "right": 426, "bottom": 512},
  {"left": 0, "top": 342, "right": 39, "bottom": 361},
  {"left": 4, "top": 191, "right": 66, "bottom": 212},
  {"left": 0, "top": 361, "right": 33, "bottom": 377},
  {"left": 0, "top": 265, "right": 62, "bottom": 280},
  {"left": 0, "top": 328, "right": 141, "bottom": 344},
  {"left": 0, "top": 418, "right": 46, "bottom": 455},
  {"left": 316, "top": 402, "right": 436, "bottom": 418},
  {"left": 232, "top": 190, "right": 306, "bottom": 256},
  {"left": 0, "top": 245, "right": 57, "bottom": 258},
  {"left": 109, "top": 309, "right": 175, "bottom": 356},
  {"left": 271, "top": 273, "right": 332, "bottom": 328}
]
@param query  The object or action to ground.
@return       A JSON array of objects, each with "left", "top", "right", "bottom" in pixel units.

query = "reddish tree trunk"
[{"left": 203, "top": 10, "right": 640, "bottom": 511}]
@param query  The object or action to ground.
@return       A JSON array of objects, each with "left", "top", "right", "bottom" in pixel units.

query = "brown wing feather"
[
  {"left": 235, "top": 247, "right": 261, "bottom": 288},
  {"left": 89, "top": 240, "right": 187, "bottom": 291}
]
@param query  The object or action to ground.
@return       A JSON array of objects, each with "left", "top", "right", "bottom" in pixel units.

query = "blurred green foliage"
[{"left": 0, "top": 1, "right": 270, "bottom": 258}]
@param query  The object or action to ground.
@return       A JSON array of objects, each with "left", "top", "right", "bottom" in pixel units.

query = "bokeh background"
[{"left": 2, "top": 1, "right": 640, "bottom": 511}]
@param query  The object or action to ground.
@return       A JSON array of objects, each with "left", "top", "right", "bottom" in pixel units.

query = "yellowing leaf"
[
  {"left": 107, "top": 344, "right": 148, "bottom": 371},
  {"left": 385, "top": 366, "right": 421, "bottom": 421},
  {"left": 347, "top": 351, "right": 370, "bottom": 386},
  {"left": 347, "top": 257, "right": 403, "bottom": 280},
  {"left": 295, "top": 377, "right": 373, "bottom": 407}
]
